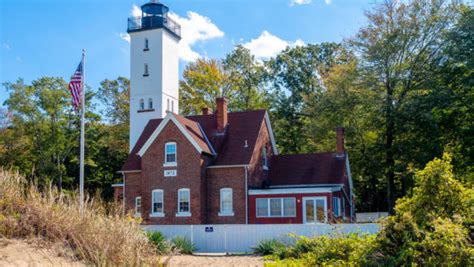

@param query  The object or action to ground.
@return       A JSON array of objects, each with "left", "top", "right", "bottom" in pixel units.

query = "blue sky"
[{"left": 0, "top": 0, "right": 375, "bottom": 106}]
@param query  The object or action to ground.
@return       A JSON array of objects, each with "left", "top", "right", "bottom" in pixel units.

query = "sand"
[
  {"left": 160, "top": 254, "right": 264, "bottom": 267},
  {"left": 0, "top": 239, "right": 86, "bottom": 267}
]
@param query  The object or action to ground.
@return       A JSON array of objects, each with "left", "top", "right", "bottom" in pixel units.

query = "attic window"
[
  {"left": 164, "top": 142, "right": 177, "bottom": 166},
  {"left": 262, "top": 147, "right": 268, "bottom": 170}
]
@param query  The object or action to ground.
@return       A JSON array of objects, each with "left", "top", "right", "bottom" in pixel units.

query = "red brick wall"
[
  {"left": 124, "top": 172, "right": 142, "bottom": 215},
  {"left": 206, "top": 167, "right": 247, "bottom": 224},
  {"left": 128, "top": 121, "right": 211, "bottom": 224},
  {"left": 248, "top": 192, "right": 334, "bottom": 224},
  {"left": 248, "top": 119, "right": 273, "bottom": 188}
]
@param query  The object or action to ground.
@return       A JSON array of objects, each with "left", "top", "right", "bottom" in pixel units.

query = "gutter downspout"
[
  {"left": 245, "top": 166, "right": 249, "bottom": 224},
  {"left": 122, "top": 172, "right": 126, "bottom": 216}
]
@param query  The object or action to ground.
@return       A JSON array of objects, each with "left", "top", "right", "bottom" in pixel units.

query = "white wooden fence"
[{"left": 143, "top": 224, "right": 380, "bottom": 253}]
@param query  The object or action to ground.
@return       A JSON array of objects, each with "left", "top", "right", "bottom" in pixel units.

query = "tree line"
[{"left": 1, "top": 0, "right": 472, "bottom": 211}]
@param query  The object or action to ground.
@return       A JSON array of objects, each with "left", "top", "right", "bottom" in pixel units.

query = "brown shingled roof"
[
  {"left": 267, "top": 152, "right": 346, "bottom": 186},
  {"left": 121, "top": 110, "right": 267, "bottom": 171}
]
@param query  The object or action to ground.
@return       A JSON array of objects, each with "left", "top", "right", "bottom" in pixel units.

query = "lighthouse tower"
[{"left": 127, "top": 0, "right": 181, "bottom": 150}]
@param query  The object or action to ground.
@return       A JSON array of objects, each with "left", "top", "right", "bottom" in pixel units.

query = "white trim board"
[
  {"left": 137, "top": 113, "right": 207, "bottom": 157},
  {"left": 264, "top": 111, "right": 279, "bottom": 156},
  {"left": 207, "top": 164, "right": 249, "bottom": 169},
  {"left": 249, "top": 187, "right": 341, "bottom": 195}
]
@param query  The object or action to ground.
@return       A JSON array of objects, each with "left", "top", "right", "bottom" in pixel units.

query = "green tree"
[{"left": 351, "top": 0, "right": 461, "bottom": 213}]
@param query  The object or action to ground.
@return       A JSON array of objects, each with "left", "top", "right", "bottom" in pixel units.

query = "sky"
[{"left": 0, "top": 0, "right": 377, "bottom": 106}]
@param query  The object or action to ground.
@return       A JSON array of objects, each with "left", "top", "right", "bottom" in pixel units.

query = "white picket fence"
[{"left": 143, "top": 223, "right": 380, "bottom": 253}]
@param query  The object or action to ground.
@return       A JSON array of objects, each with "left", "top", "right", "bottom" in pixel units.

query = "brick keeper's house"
[{"left": 113, "top": 0, "right": 355, "bottom": 225}]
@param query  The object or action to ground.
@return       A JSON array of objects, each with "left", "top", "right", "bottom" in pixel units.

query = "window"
[
  {"left": 151, "top": 190, "right": 164, "bottom": 216},
  {"left": 256, "top": 198, "right": 296, "bottom": 218},
  {"left": 167, "top": 99, "right": 170, "bottom": 111},
  {"left": 164, "top": 142, "right": 177, "bottom": 165},
  {"left": 177, "top": 189, "right": 190, "bottom": 216},
  {"left": 134, "top": 196, "right": 141, "bottom": 217},
  {"left": 144, "top": 63, "right": 149, "bottom": 76},
  {"left": 262, "top": 147, "right": 268, "bottom": 170},
  {"left": 144, "top": 38, "right": 149, "bottom": 50},
  {"left": 148, "top": 98, "right": 153, "bottom": 109},
  {"left": 333, "top": 197, "right": 341, "bottom": 217},
  {"left": 139, "top": 99, "right": 144, "bottom": 110},
  {"left": 171, "top": 100, "right": 174, "bottom": 112},
  {"left": 256, "top": 198, "right": 268, "bottom": 217},
  {"left": 219, "top": 188, "right": 233, "bottom": 216}
]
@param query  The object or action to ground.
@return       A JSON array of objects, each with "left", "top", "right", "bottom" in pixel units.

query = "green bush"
[
  {"left": 147, "top": 231, "right": 170, "bottom": 254},
  {"left": 253, "top": 239, "right": 286, "bottom": 256},
  {"left": 264, "top": 153, "right": 474, "bottom": 266},
  {"left": 171, "top": 236, "right": 196, "bottom": 254}
]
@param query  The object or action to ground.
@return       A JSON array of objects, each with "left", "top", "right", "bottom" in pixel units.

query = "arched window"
[
  {"left": 219, "top": 188, "right": 234, "bottom": 216},
  {"left": 164, "top": 142, "right": 177, "bottom": 165},
  {"left": 139, "top": 99, "right": 144, "bottom": 110},
  {"left": 148, "top": 98, "right": 153, "bottom": 109},
  {"left": 177, "top": 188, "right": 190, "bottom": 216},
  {"left": 151, "top": 189, "right": 164, "bottom": 215}
]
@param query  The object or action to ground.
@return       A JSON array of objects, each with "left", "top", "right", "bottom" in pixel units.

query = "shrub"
[
  {"left": 253, "top": 239, "right": 286, "bottom": 256},
  {"left": 147, "top": 231, "right": 170, "bottom": 254},
  {"left": 0, "top": 169, "right": 158, "bottom": 265},
  {"left": 171, "top": 236, "right": 196, "bottom": 254}
]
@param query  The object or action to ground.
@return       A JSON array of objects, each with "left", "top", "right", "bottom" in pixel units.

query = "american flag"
[{"left": 68, "top": 61, "right": 83, "bottom": 109}]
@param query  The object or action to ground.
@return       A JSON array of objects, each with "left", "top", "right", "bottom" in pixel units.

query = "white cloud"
[
  {"left": 243, "top": 31, "right": 304, "bottom": 60},
  {"left": 119, "top": 33, "right": 130, "bottom": 43},
  {"left": 290, "top": 0, "right": 312, "bottom": 6},
  {"left": 131, "top": 4, "right": 141, "bottom": 17},
  {"left": 168, "top": 11, "right": 224, "bottom": 62},
  {"left": 3, "top": 43, "right": 10, "bottom": 50},
  {"left": 325, "top": 0, "right": 332, "bottom": 4}
]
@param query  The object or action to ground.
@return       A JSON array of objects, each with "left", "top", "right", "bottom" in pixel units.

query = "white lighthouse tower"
[{"left": 127, "top": 0, "right": 181, "bottom": 150}]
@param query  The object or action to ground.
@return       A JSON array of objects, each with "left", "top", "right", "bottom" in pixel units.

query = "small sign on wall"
[
  {"left": 164, "top": 169, "right": 177, "bottom": 177},
  {"left": 205, "top": 227, "right": 213, "bottom": 233}
]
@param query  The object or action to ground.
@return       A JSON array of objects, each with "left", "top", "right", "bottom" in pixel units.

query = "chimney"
[
  {"left": 202, "top": 107, "right": 212, "bottom": 115},
  {"left": 216, "top": 97, "right": 228, "bottom": 132},
  {"left": 336, "top": 127, "right": 345, "bottom": 155}
]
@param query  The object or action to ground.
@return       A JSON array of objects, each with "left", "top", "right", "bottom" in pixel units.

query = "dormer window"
[
  {"left": 262, "top": 147, "right": 268, "bottom": 170},
  {"left": 148, "top": 98, "right": 153, "bottom": 109},
  {"left": 143, "top": 64, "right": 149, "bottom": 76},
  {"left": 164, "top": 142, "right": 177, "bottom": 166},
  {"left": 139, "top": 99, "right": 145, "bottom": 110},
  {"left": 144, "top": 38, "right": 149, "bottom": 51}
]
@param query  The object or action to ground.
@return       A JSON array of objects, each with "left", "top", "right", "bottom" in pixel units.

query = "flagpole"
[{"left": 79, "top": 49, "right": 85, "bottom": 217}]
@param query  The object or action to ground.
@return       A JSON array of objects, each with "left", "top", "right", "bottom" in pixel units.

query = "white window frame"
[
  {"left": 144, "top": 63, "right": 149, "bottom": 76},
  {"left": 171, "top": 100, "right": 174, "bottom": 112},
  {"left": 150, "top": 189, "right": 164, "bottom": 217},
  {"left": 134, "top": 196, "right": 141, "bottom": 218},
  {"left": 139, "top": 99, "right": 144, "bottom": 110},
  {"left": 164, "top": 142, "right": 177, "bottom": 167},
  {"left": 262, "top": 147, "right": 268, "bottom": 170},
  {"left": 167, "top": 99, "right": 170, "bottom": 111},
  {"left": 144, "top": 38, "right": 149, "bottom": 50},
  {"left": 176, "top": 188, "right": 191, "bottom": 217},
  {"left": 219, "top": 188, "right": 234, "bottom": 216},
  {"left": 255, "top": 197, "right": 296, "bottom": 218},
  {"left": 332, "top": 196, "right": 341, "bottom": 217},
  {"left": 302, "top": 196, "right": 328, "bottom": 224}
]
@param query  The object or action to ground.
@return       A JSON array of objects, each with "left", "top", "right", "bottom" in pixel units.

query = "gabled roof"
[
  {"left": 267, "top": 152, "right": 347, "bottom": 186},
  {"left": 121, "top": 110, "right": 276, "bottom": 171},
  {"left": 137, "top": 113, "right": 214, "bottom": 157}
]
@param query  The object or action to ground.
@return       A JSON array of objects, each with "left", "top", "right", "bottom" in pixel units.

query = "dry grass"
[{"left": 0, "top": 169, "right": 159, "bottom": 266}]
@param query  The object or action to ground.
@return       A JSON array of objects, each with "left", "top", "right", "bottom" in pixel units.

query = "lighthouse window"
[
  {"left": 171, "top": 100, "right": 174, "bottom": 112},
  {"left": 148, "top": 98, "right": 153, "bottom": 109},
  {"left": 139, "top": 99, "right": 145, "bottom": 110},
  {"left": 144, "top": 64, "right": 149, "bottom": 76},
  {"left": 144, "top": 38, "right": 149, "bottom": 51},
  {"left": 167, "top": 99, "right": 170, "bottom": 112}
]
